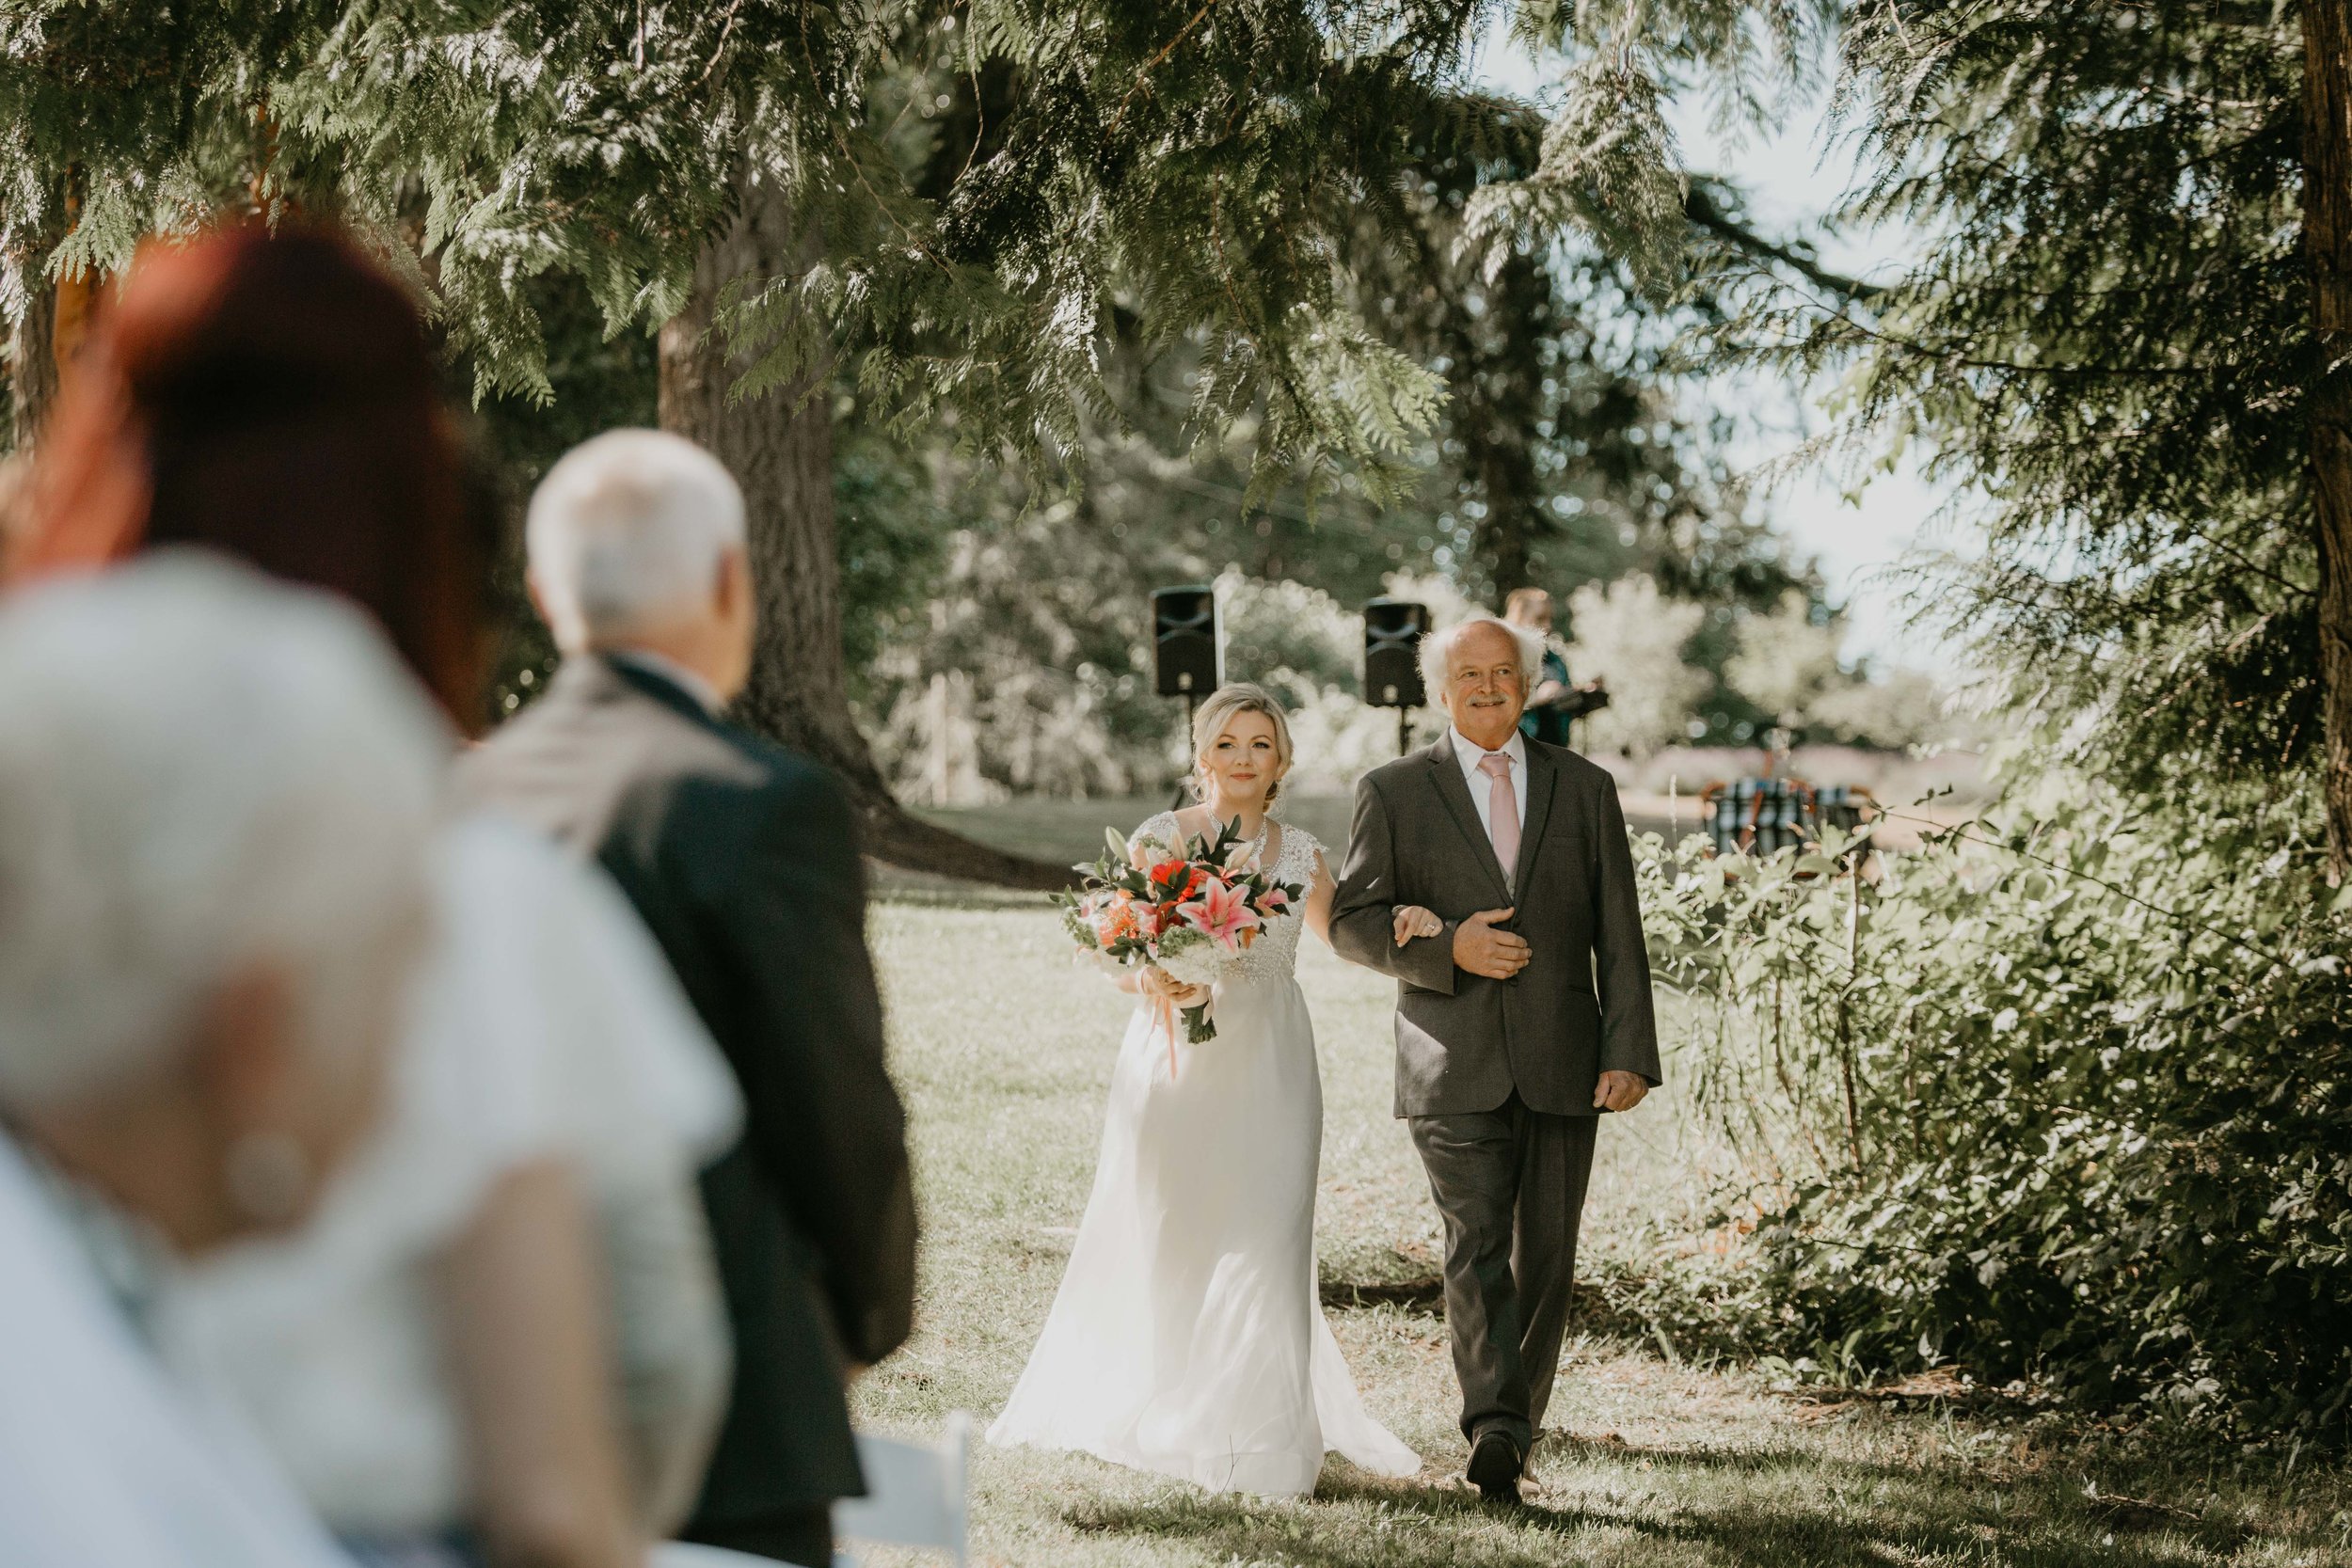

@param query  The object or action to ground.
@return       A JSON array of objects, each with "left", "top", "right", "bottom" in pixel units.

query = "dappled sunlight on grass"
[{"left": 852, "top": 898, "right": 2352, "bottom": 1567}]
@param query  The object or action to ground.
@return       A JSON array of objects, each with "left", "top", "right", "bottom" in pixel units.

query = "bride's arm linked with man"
[
  {"left": 986, "top": 620, "right": 1659, "bottom": 1512},
  {"left": 1330, "top": 612, "right": 1662, "bottom": 1508}
]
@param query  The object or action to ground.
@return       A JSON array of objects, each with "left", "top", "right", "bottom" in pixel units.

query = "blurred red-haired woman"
[{"left": 21, "top": 225, "right": 483, "bottom": 725}]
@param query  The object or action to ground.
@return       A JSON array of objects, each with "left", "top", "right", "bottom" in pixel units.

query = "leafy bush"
[
  {"left": 1565, "top": 574, "right": 1710, "bottom": 756},
  {"left": 1642, "top": 773, "right": 2352, "bottom": 1433}
]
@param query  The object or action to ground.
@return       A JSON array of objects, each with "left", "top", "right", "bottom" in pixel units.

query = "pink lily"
[{"left": 1178, "top": 876, "right": 1263, "bottom": 953}]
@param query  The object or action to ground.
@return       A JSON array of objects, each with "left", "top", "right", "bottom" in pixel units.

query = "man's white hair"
[
  {"left": 526, "top": 429, "right": 748, "bottom": 649},
  {"left": 0, "top": 554, "right": 444, "bottom": 1111},
  {"left": 1420, "top": 613, "right": 1545, "bottom": 711}
]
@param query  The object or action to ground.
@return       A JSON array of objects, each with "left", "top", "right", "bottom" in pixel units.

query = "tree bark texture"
[
  {"left": 2304, "top": 0, "right": 2352, "bottom": 882},
  {"left": 658, "top": 171, "right": 1072, "bottom": 891},
  {"left": 6, "top": 282, "right": 57, "bottom": 451},
  {"left": 1448, "top": 245, "right": 1549, "bottom": 599}
]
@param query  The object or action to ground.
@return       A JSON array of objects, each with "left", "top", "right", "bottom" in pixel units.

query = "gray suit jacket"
[{"left": 1331, "top": 736, "right": 1661, "bottom": 1117}]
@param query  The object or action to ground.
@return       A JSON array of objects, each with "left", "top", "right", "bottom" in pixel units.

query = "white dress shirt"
[
  {"left": 1448, "top": 726, "right": 1528, "bottom": 839},
  {"left": 0, "top": 1132, "right": 361, "bottom": 1568}
]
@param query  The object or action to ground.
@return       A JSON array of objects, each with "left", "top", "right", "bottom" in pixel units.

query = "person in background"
[
  {"left": 457, "top": 430, "right": 917, "bottom": 1568},
  {"left": 0, "top": 558, "right": 436, "bottom": 1568},
  {"left": 1503, "top": 587, "right": 1607, "bottom": 751},
  {"left": 18, "top": 226, "right": 740, "bottom": 1564}
]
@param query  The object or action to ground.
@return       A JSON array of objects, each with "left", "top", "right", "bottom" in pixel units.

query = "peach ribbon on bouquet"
[{"left": 1148, "top": 925, "right": 1262, "bottom": 1081}]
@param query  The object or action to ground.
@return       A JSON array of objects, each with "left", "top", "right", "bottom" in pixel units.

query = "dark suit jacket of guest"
[
  {"left": 454, "top": 655, "right": 916, "bottom": 1529},
  {"left": 1330, "top": 735, "right": 1661, "bottom": 1118}
]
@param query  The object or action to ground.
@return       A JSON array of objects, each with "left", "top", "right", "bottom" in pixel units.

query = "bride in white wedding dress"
[{"left": 988, "top": 684, "right": 1421, "bottom": 1497}]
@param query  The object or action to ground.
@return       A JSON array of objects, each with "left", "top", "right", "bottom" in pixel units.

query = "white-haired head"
[
  {"left": 525, "top": 429, "right": 749, "bottom": 652},
  {"left": 1421, "top": 613, "right": 1544, "bottom": 714},
  {"left": 0, "top": 553, "right": 443, "bottom": 1113}
]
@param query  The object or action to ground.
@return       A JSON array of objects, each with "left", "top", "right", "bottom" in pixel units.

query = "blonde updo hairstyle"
[{"left": 1189, "top": 682, "right": 1295, "bottom": 808}]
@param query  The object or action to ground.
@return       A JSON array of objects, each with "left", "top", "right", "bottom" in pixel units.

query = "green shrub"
[{"left": 1643, "top": 776, "right": 2352, "bottom": 1433}]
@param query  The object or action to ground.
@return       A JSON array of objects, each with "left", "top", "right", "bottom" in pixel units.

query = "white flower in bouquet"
[{"left": 1152, "top": 926, "right": 1229, "bottom": 990}]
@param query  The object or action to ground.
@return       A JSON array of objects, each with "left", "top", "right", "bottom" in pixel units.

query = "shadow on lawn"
[
  {"left": 1059, "top": 1453, "right": 2250, "bottom": 1568},
  {"left": 1319, "top": 1273, "right": 1762, "bottom": 1369}
]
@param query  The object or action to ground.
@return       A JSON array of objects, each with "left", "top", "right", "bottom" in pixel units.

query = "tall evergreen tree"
[
  {"left": 1715, "top": 0, "right": 2352, "bottom": 878},
  {"left": 3, "top": 0, "right": 1829, "bottom": 880},
  {"left": 2302, "top": 0, "right": 2352, "bottom": 879}
]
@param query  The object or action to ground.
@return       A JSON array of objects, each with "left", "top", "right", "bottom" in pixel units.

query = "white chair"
[
  {"left": 653, "top": 1544, "right": 799, "bottom": 1568},
  {"left": 830, "top": 1413, "right": 972, "bottom": 1568}
]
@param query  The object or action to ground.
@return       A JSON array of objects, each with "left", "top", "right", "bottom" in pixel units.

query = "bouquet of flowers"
[{"left": 1057, "top": 816, "right": 1306, "bottom": 1072}]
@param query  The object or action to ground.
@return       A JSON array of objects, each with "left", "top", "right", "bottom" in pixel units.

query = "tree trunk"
[
  {"left": 657, "top": 171, "right": 1072, "bottom": 891},
  {"left": 6, "top": 282, "right": 57, "bottom": 451},
  {"left": 1452, "top": 245, "right": 1549, "bottom": 600},
  {"left": 2304, "top": 0, "right": 2352, "bottom": 883}
]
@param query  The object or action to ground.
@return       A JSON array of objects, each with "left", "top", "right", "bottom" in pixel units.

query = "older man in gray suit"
[{"left": 1331, "top": 614, "right": 1661, "bottom": 1506}]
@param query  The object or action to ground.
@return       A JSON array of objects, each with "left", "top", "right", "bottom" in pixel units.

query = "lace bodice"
[{"left": 1134, "top": 811, "right": 1324, "bottom": 987}]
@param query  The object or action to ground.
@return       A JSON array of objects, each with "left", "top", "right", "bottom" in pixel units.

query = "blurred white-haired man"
[
  {"left": 0, "top": 554, "right": 438, "bottom": 1568},
  {"left": 461, "top": 429, "right": 915, "bottom": 1568},
  {"left": 524, "top": 427, "right": 755, "bottom": 711},
  {"left": 0, "top": 552, "right": 437, "bottom": 1250}
]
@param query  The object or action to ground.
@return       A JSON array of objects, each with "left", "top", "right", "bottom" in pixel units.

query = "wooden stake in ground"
[
  {"left": 658, "top": 171, "right": 1071, "bottom": 891},
  {"left": 2304, "top": 0, "right": 2352, "bottom": 885}
]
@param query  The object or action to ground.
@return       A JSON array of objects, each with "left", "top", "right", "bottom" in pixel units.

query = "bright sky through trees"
[{"left": 1471, "top": 20, "right": 1973, "bottom": 673}]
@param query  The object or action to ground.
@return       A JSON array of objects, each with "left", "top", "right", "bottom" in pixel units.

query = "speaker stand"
[{"left": 1168, "top": 691, "right": 1198, "bottom": 810}]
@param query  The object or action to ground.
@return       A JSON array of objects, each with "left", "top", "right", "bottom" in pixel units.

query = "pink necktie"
[{"left": 1478, "top": 752, "right": 1519, "bottom": 886}]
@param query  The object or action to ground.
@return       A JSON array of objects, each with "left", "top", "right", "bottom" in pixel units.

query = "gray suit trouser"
[{"left": 1408, "top": 1095, "right": 1598, "bottom": 1451}]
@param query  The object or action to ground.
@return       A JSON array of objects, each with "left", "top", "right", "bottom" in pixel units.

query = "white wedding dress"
[{"left": 987, "top": 814, "right": 1420, "bottom": 1497}]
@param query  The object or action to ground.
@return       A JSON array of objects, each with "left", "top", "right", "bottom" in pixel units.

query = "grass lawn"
[{"left": 855, "top": 895, "right": 2352, "bottom": 1567}]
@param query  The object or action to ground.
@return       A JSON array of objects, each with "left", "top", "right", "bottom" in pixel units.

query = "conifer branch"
[
  {"left": 1683, "top": 182, "right": 1883, "bottom": 302},
  {"left": 1118, "top": 1, "right": 1219, "bottom": 123}
]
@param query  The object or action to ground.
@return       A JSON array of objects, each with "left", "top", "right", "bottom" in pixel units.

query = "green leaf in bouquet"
[{"left": 1105, "top": 825, "right": 1131, "bottom": 863}]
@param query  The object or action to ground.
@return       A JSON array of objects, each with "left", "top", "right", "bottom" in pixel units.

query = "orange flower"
[
  {"left": 1094, "top": 895, "right": 1140, "bottom": 946},
  {"left": 1148, "top": 857, "right": 1206, "bottom": 902}
]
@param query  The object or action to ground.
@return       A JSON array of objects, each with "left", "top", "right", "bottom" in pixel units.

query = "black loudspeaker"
[
  {"left": 1362, "top": 598, "right": 1430, "bottom": 708},
  {"left": 1152, "top": 585, "right": 1220, "bottom": 697}
]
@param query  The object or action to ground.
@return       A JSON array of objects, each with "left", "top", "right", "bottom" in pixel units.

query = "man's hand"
[
  {"left": 1594, "top": 1070, "right": 1649, "bottom": 1112},
  {"left": 1453, "top": 907, "right": 1531, "bottom": 980}
]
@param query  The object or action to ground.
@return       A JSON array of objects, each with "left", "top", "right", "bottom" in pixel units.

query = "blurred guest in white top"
[
  {"left": 0, "top": 557, "right": 436, "bottom": 1568},
  {"left": 19, "top": 225, "right": 741, "bottom": 1565}
]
